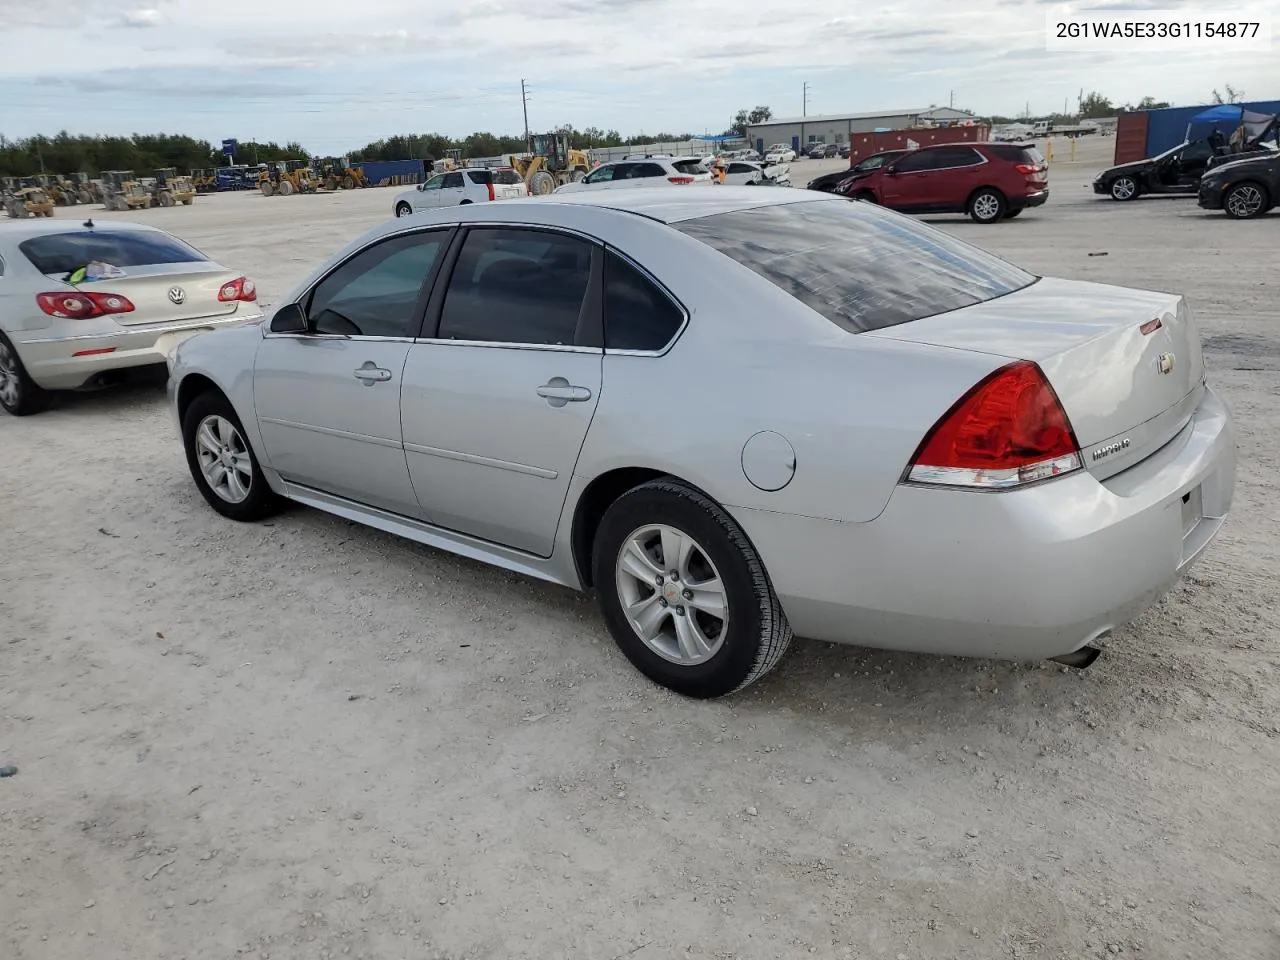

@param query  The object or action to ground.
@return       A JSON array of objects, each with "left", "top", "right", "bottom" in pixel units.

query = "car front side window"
[
  {"left": 892, "top": 150, "right": 941, "bottom": 173},
  {"left": 304, "top": 231, "right": 448, "bottom": 339},
  {"left": 584, "top": 165, "right": 616, "bottom": 184},
  {"left": 423, "top": 175, "right": 444, "bottom": 191},
  {"left": 435, "top": 228, "right": 595, "bottom": 347}
]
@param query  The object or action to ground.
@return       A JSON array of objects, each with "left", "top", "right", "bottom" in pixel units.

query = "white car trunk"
[
  {"left": 869, "top": 278, "right": 1205, "bottom": 480},
  {"left": 49, "top": 262, "right": 242, "bottom": 327}
]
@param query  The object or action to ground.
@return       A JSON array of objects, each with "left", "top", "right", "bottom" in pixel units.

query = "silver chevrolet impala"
[{"left": 167, "top": 188, "right": 1236, "bottom": 698}]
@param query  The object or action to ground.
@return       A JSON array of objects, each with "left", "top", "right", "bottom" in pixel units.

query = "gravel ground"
[{"left": 3, "top": 144, "right": 1278, "bottom": 960}]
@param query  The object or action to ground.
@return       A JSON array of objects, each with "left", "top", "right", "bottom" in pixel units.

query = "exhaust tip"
[{"left": 1049, "top": 645, "right": 1103, "bottom": 669}]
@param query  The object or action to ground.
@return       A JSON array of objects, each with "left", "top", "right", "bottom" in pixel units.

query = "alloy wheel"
[
  {"left": 615, "top": 523, "right": 729, "bottom": 665},
  {"left": 972, "top": 193, "right": 1001, "bottom": 221},
  {"left": 1111, "top": 177, "right": 1136, "bottom": 200},
  {"left": 0, "top": 341, "right": 20, "bottom": 410},
  {"left": 195, "top": 414, "right": 254, "bottom": 504},
  {"left": 1226, "top": 184, "right": 1264, "bottom": 219}
]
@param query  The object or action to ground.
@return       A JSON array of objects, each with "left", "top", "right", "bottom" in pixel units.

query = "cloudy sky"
[{"left": 2, "top": 0, "right": 1277, "bottom": 151}]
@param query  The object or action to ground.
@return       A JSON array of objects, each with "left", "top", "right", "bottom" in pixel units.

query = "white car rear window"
[{"left": 19, "top": 230, "right": 207, "bottom": 276}]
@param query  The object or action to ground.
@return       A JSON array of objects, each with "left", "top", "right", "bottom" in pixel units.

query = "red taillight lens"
[
  {"left": 217, "top": 277, "right": 258, "bottom": 302},
  {"left": 906, "top": 361, "right": 1081, "bottom": 490},
  {"left": 487, "top": 182, "right": 496, "bottom": 201},
  {"left": 37, "top": 291, "right": 135, "bottom": 318},
  {"left": 667, "top": 175, "right": 695, "bottom": 184},
  {"left": 1014, "top": 163, "right": 1037, "bottom": 175}
]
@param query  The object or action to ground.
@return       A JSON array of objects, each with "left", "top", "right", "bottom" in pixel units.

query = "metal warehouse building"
[{"left": 746, "top": 107, "right": 978, "bottom": 154}]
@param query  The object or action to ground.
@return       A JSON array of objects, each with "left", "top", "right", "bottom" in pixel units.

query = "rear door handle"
[
  {"left": 353, "top": 363, "right": 392, "bottom": 384},
  {"left": 537, "top": 378, "right": 592, "bottom": 406}
]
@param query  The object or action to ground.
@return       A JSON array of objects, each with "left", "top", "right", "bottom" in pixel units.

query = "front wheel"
[
  {"left": 0, "top": 333, "right": 52, "bottom": 416},
  {"left": 395, "top": 202, "right": 412, "bottom": 217},
  {"left": 592, "top": 478, "right": 793, "bottom": 698},
  {"left": 1223, "top": 182, "right": 1268, "bottom": 219},
  {"left": 968, "top": 188, "right": 1006, "bottom": 223},
  {"left": 182, "top": 391, "right": 282, "bottom": 522},
  {"left": 1110, "top": 176, "right": 1138, "bottom": 201},
  {"left": 530, "top": 170, "right": 556, "bottom": 195}
]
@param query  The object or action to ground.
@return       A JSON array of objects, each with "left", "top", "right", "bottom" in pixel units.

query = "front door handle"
[
  {"left": 353, "top": 362, "right": 392, "bottom": 384},
  {"left": 537, "top": 377, "right": 592, "bottom": 407}
]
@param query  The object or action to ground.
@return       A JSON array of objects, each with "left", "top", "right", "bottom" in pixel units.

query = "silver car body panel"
[{"left": 169, "top": 188, "right": 1236, "bottom": 661}]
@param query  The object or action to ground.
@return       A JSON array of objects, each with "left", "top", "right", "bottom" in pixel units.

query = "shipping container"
[
  {"left": 846, "top": 125, "right": 991, "bottom": 164},
  {"left": 1114, "top": 100, "right": 1280, "bottom": 163},
  {"left": 352, "top": 159, "right": 426, "bottom": 187}
]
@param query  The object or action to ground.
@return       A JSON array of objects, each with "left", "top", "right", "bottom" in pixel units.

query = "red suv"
[{"left": 836, "top": 142, "right": 1048, "bottom": 223}]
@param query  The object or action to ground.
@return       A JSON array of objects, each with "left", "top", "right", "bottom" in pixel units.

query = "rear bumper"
[
  {"left": 15, "top": 311, "right": 262, "bottom": 390},
  {"left": 732, "top": 386, "right": 1235, "bottom": 661},
  {"left": 1010, "top": 188, "right": 1049, "bottom": 211}
]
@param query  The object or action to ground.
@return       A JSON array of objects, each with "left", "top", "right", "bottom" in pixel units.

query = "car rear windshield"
[
  {"left": 675, "top": 199, "right": 1035, "bottom": 333},
  {"left": 20, "top": 229, "right": 207, "bottom": 275},
  {"left": 987, "top": 144, "right": 1046, "bottom": 165},
  {"left": 492, "top": 169, "right": 523, "bottom": 185},
  {"left": 672, "top": 159, "right": 709, "bottom": 175}
]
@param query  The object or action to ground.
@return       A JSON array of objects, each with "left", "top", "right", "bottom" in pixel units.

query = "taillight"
[
  {"left": 1014, "top": 163, "right": 1037, "bottom": 175},
  {"left": 667, "top": 175, "right": 695, "bottom": 184},
  {"left": 905, "top": 361, "right": 1081, "bottom": 490},
  {"left": 36, "top": 291, "right": 135, "bottom": 318},
  {"left": 487, "top": 182, "right": 496, "bottom": 202},
  {"left": 217, "top": 277, "right": 257, "bottom": 302}
]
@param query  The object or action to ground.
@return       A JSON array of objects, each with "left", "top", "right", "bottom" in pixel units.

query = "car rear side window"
[
  {"left": 306, "top": 231, "right": 447, "bottom": 338},
  {"left": 19, "top": 230, "right": 206, "bottom": 276},
  {"left": 676, "top": 199, "right": 1035, "bottom": 334},
  {"left": 672, "top": 159, "right": 708, "bottom": 175},
  {"left": 442, "top": 172, "right": 464, "bottom": 189},
  {"left": 437, "top": 228, "right": 593, "bottom": 346},
  {"left": 466, "top": 170, "right": 492, "bottom": 185},
  {"left": 604, "top": 250, "right": 684, "bottom": 352},
  {"left": 627, "top": 163, "right": 667, "bottom": 179},
  {"left": 988, "top": 144, "right": 1045, "bottom": 164},
  {"left": 931, "top": 146, "right": 984, "bottom": 168}
]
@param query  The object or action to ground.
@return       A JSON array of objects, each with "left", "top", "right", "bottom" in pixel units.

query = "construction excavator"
[
  {"left": 258, "top": 160, "right": 317, "bottom": 196},
  {"left": 508, "top": 133, "right": 591, "bottom": 195}
]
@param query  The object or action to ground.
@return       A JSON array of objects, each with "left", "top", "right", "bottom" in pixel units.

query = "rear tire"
[
  {"left": 182, "top": 391, "right": 282, "bottom": 522},
  {"left": 592, "top": 478, "right": 793, "bottom": 698},
  {"left": 968, "top": 188, "right": 1006, "bottom": 223},
  {"left": 278, "top": 180, "right": 294, "bottom": 197},
  {"left": 0, "top": 333, "right": 52, "bottom": 417},
  {"left": 1223, "top": 181, "right": 1268, "bottom": 219}
]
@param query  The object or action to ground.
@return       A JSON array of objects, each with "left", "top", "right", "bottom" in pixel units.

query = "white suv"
[
  {"left": 394, "top": 168, "right": 526, "bottom": 217},
  {"left": 554, "top": 157, "right": 713, "bottom": 193}
]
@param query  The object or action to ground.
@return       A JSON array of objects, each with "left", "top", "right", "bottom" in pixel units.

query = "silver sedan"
[
  {"left": 167, "top": 188, "right": 1235, "bottom": 698},
  {"left": 1, "top": 219, "right": 261, "bottom": 415}
]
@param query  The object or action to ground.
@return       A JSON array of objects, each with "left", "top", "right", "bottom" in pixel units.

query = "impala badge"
[
  {"left": 1092, "top": 438, "right": 1131, "bottom": 462},
  {"left": 1156, "top": 352, "right": 1175, "bottom": 375}
]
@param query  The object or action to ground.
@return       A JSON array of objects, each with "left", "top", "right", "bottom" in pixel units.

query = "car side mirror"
[
  {"left": 885, "top": 166, "right": 897, "bottom": 177},
  {"left": 269, "top": 302, "right": 308, "bottom": 334}
]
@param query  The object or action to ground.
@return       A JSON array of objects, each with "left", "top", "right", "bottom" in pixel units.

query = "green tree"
[
  {"left": 1078, "top": 91, "right": 1115, "bottom": 119},
  {"left": 1136, "top": 96, "right": 1170, "bottom": 110},
  {"left": 726, "top": 106, "right": 773, "bottom": 138}
]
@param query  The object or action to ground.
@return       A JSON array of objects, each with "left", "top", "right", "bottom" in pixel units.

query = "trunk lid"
[
  {"left": 51, "top": 262, "right": 243, "bottom": 327},
  {"left": 867, "top": 277, "right": 1205, "bottom": 479}
]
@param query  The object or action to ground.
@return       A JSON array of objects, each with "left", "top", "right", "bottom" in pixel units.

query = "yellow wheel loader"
[{"left": 508, "top": 133, "right": 591, "bottom": 195}]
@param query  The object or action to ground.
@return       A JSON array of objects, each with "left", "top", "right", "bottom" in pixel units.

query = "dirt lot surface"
[{"left": 3, "top": 145, "right": 1279, "bottom": 960}]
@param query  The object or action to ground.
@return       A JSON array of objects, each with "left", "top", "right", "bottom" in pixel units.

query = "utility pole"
[
  {"left": 521, "top": 79, "right": 532, "bottom": 153},
  {"left": 950, "top": 89, "right": 954, "bottom": 109},
  {"left": 802, "top": 81, "right": 811, "bottom": 117}
]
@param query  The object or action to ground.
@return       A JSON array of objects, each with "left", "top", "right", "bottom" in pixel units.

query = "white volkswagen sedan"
[
  {"left": 167, "top": 189, "right": 1235, "bottom": 698},
  {"left": 555, "top": 157, "right": 713, "bottom": 193},
  {"left": 1, "top": 219, "right": 261, "bottom": 416},
  {"left": 764, "top": 143, "right": 798, "bottom": 164},
  {"left": 394, "top": 168, "right": 526, "bottom": 217}
]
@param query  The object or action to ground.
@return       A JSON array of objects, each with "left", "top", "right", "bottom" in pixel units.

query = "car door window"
[
  {"left": 893, "top": 149, "right": 943, "bottom": 173},
  {"left": 728, "top": 163, "right": 752, "bottom": 174},
  {"left": 604, "top": 250, "right": 684, "bottom": 352},
  {"left": 422, "top": 175, "right": 444, "bottom": 192},
  {"left": 627, "top": 163, "right": 667, "bottom": 179},
  {"left": 584, "top": 165, "right": 617, "bottom": 184},
  {"left": 436, "top": 228, "right": 594, "bottom": 346},
  {"left": 931, "top": 147, "right": 984, "bottom": 168},
  {"left": 442, "top": 172, "right": 464, "bottom": 189},
  {"left": 305, "top": 231, "right": 447, "bottom": 338}
]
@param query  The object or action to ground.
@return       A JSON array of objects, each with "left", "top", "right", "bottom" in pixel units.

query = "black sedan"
[
  {"left": 1198, "top": 151, "right": 1280, "bottom": 219},
  {"left": 806, "top": 143, "right": 840, "bottom": 159},
  {"left": 806, "top": 150, "right": 907, "bottom": 193}
]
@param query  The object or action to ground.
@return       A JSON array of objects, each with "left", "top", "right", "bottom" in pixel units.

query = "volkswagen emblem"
[
  {"left": 168, "top": 286, "right": 186, "bottom": 305},
  {"left": 1156, "top": 352, "right": 1176, "bottom": 375}
]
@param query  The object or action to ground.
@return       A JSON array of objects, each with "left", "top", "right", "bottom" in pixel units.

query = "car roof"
[{"left": 526, "top": 186, "right": 828, "bottom": 223}]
